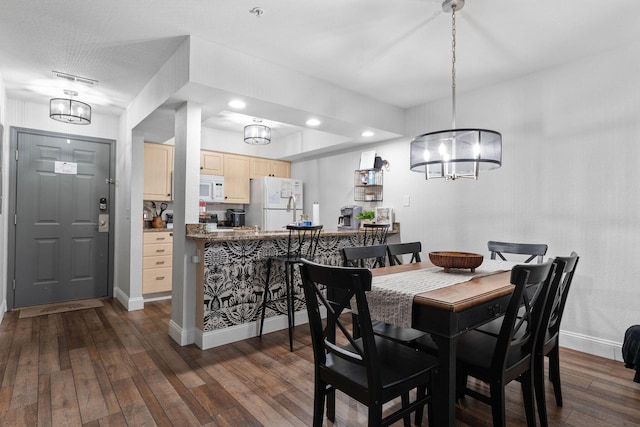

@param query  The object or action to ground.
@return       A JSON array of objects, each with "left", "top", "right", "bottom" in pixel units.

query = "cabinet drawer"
[
  {"left": 143, "top": 267, "right": 172, "bottom": 293},
  {"left": 143, "top": 255, "right": 173, "bottom": 269},
  {"left": 144, "top": 232, "right": 173, "bottom": 244},
  {"left": 143, "top": 243, "right": 173, "bottom": 257}
]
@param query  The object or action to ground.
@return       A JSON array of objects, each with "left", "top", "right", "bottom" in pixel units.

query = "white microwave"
[{"left": 200, "top": 175, "right": 224, "bottom": 203}]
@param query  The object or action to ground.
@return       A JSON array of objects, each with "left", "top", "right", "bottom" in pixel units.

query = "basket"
[{"left": 428, "top": 251, "right": 483, "bottom": 272}]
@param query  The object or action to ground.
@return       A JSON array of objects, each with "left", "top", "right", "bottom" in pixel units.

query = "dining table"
[{"left": 370, "top": 260, "right": 516, "bottom": 427}]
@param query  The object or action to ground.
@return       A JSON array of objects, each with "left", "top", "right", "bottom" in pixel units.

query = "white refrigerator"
[{"left": 246, "top": 177, "right": 304, "bottom": 230}]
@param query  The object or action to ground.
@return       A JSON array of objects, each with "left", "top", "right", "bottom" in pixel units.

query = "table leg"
[{"left": 432, "top": 334, "right": 457, "bottom": 427}]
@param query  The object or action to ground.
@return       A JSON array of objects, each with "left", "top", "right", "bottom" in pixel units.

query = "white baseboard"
[
  {"left": 113, "top": 287, "right": 144, "bottom": 311},
  {"left": 196, "top": 310, "right": 310, "bottom": 350},
  {"left": 168, "top": 319, "right": 195, "bottom": 346},
  {"left": 560, "top": 330, "right": 623, "bottom": 362},
  {"left": 0, "top": 299, "right": 6, "bottom": 325}
]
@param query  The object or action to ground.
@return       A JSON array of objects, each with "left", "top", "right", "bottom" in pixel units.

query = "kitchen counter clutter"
[
  {"left": 188, "top": 223, "right": 399, "bottom": 349},
  {"left": 186, "top": 223, "right": 398, "bottom": 241}
]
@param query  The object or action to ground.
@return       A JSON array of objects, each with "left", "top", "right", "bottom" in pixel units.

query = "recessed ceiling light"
[
  {"left": 361, "top": 131, "right": 375, "bottom": 137},
  {"left": 306, "top": 118, "right": 321, "bottom": 126},
  {"left": 228, "top": 100, "right": 246, "bottom": 109}
]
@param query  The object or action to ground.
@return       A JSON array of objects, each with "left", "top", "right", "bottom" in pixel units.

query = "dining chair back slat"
[
  {"left": 387, "top": 242, "right": 422, "bottom": 266},
  {"left": 488, "top": 240, "right": 548, "bottom": 264},
  {"left": 342, "top": 244, "right": 387, "bottom": 268}
]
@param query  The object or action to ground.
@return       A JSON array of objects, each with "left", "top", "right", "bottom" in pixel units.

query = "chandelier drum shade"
[
  {"left": 49, "top": 90, "right": 91, "bottom": 125},
  {"left": 244, "top": 119, "right": 271, "bottom": 145},
  {"left": 410, "top": 128, "right": 501, "bottom": 179},
  {"left": 410, "top": 0, "right": 501, "bottom": 180}
]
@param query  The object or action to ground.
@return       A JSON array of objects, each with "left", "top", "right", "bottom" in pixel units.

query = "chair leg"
[
  {"left": 259, "top": 258, "right": 273, "bottom": 338},
  {"left": 368, "top": 404, "right": 383, "bottom": 427},
  {"left": 521, "top": 370, "right": 537, "bottom": 427},
  {"left": 415, "top": 384, "right": 427, "bottom": 426},
  {"left": 326, "top": 388, "right": 336, "bottom": 422},
  {"left": 534, "top": 354, "right": 549, "bottom": 427},
  {"left": 489, "top": 382, "right": 507, "bottom": 427},
  {"left": 285, "top": 262, "right": 294, "bottom": 352},
  {"left": 548, "top": 344, "right": 563, "bottom": 406},
  {"left": 401, "top": 393, "right": 410, "bottom": 427},
  {"left": 313, "top": 378, "right": 326, "bottom": 427}
]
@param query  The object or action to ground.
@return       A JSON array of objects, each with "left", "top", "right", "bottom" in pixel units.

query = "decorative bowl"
[{"left": 428, "top": 251, "right": 484, "bottom": 272}]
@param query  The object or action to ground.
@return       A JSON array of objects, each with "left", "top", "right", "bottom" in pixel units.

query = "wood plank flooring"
[{"left": 0, "top": 298, "right": 638, "bottom": 426}]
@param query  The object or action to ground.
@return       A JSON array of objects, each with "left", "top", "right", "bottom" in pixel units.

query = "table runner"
[{"left": 367, "top": 259, "right": 517, "bottom": 328}]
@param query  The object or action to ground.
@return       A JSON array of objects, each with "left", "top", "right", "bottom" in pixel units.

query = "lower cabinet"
[{"left": 143, "top": 231, "right": 173, "bottom": 294}]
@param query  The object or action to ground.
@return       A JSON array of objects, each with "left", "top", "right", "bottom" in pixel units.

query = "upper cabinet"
[
  {"left": 144, "top": 143, "right": 173, "bottom": 201},
  {"left": 250, "top": 157, "right": 291, "bottom": 179},
  {"left": 200, "top": 150, "right": 224, "bottom": 175},
  {"left": 223, "top": 154, "right": 251, "bottom": 204}
]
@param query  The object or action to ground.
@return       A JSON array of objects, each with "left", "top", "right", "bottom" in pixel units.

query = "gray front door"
[{"left": 12, "top": 128, "right": 112, "bottom": 308}]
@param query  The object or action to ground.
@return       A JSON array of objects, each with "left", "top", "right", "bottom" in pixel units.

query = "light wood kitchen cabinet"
[
  {"left": 143, "top": 231, "right": 173, "bottom": 294},
  {"left": 143, "top": 143, "right": 173, "bottom": 201},
  {"left": 200, "top": 150, "right": 224, "bottom": 175},
  {"left": 249, "top": 157, "right": 291, "bottom": 178},
  {"left": 223, "top": 154, "right": 251, "bottom": 203}
]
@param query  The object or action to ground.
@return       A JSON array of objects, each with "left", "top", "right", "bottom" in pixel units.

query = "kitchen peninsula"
[{"left": 186, "top": 224, "right": 398, "bottom": 349}]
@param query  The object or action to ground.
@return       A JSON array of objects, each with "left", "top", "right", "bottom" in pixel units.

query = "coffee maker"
[{"left": 338, "top": 205, "right": 362, "bottom": 230}]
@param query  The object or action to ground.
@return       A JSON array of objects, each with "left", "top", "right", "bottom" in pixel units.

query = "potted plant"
[{"left": 356, "top": 210, "right": 376, "bottom": 227}]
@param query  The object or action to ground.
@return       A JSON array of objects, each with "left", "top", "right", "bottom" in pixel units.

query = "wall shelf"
[{"left": 354, "top": 169, "right": 383, "bottom": 202}]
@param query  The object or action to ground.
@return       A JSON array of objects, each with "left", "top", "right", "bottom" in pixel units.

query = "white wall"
[{"left": 294, "top": 40, "right": 640, "bottom": 361}]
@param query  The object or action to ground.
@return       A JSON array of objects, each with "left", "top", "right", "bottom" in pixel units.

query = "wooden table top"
[{"left": 372, "top": 261, "right": 514, "bottom": 312}]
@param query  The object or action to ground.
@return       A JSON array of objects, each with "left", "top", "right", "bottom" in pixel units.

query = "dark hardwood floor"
[{"left": 0, "top": 298, "right": 638, "bottom": 426}]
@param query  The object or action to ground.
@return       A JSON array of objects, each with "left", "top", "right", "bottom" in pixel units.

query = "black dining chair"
[
  {"left": 363, "top": 223, "right": 390, "bottom": 246},
  {"left": 387, "top": 242, "right": 422, "bottom": 266},
  {"left": 259, "top": 224, "right": 323, "bottom": 351},
  {"left": 299, "top": 259, "right": 438, "bottom": 427},
  {"left": 488, "top": 240, "right": 548, "bottom": 264},
  {"left": 415, "top": 260, "right": 558, "bottom": 427},
  {"left": 534, "top": 252, "right": 579, "bottom": 427},
  {"left": 341, "top": 244, "right": 388, "bottom": 268},
  {"left": 341, "top": 244, "right": 428, "bottom": 346}
]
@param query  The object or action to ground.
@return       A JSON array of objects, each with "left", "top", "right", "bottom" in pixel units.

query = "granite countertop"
[{"left": 185, "top": 223, "right": 399, "bottom": 241}]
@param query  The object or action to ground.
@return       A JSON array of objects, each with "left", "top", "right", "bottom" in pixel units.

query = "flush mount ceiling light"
[
  {"left": 410, "top": 0, "right": 501, "bottom": 180},
  {"left": 49, "top": 90, "right": 91, "bottom": 125},
  {"left": 244, "top": 119, "right": 271, "bottom": 145}
]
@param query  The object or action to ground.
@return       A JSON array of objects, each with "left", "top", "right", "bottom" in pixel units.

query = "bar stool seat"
[{"left": 259, "top": 224, "right": 323, "bottom": 351}]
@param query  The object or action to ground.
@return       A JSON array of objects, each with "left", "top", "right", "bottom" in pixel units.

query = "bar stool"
[
  {"left": 363, "top": 223, "right": 389, "bottom": 246},
  {"left": 259, "top": 224, "right": 323, "bottom": 351}
]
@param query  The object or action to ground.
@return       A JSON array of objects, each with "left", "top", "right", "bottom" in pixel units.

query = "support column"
[{"left": 169, "top": 101, "right": 201, "bottom": 345}]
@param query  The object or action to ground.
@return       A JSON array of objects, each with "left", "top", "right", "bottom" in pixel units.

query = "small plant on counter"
[{"left": 356, "top": 211, "right": 375, "bottom": 221}]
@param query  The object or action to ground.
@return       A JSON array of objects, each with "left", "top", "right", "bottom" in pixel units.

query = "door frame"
[{"left": 7, "top": 127, "right": 116, "bottom": 310}]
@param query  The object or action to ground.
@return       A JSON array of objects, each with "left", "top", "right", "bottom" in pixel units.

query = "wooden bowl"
[{"left": 429, "top": 251, "right": 483, "bottom": 272}]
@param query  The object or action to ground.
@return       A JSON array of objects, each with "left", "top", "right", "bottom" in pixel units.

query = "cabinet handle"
[
  {"left": 156, "top": 249, "right": 165, "bottom": 253},
  {"left": 156, "top": 276, "right": 165, "bottom": 280},
  {"left": 156, "top": 261, "right": 165, "bottom": 265},
  {"left": 156, "top": 237, "right": 165, "bottom": 240}
]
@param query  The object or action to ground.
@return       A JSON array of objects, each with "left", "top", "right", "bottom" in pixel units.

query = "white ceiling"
[{"left": 2, "top": 0, "right": 639, "bottom": 148}]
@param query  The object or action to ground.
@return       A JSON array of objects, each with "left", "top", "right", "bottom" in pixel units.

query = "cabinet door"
[
  {"left": 249, "top": 157, "right": 271, "bottom": 179},
  {"left": 250, "top": 157, "right": 290, "bottom": 178},
  {"left": 271, "top": 160, "right": 291, "bottom": 178},
  {"left": 201, "top": 150, "right": 224, "bottom": 175},
  {"left": 223, "top": 154, "right": 250, "bottom": 204},
  {"left": 143, "top": 143, "right": 173, "bottom": 201}
]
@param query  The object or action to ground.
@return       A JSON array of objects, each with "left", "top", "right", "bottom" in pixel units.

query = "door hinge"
[
  {"left": 15, "top": 150, "right": 18, "bottom": 161},
  {"left": 105, "top": 178, "right": 114, "bottom": 185},
  {"left": 12, "top": 279, "right": 15, "bottom": 290},
  {"left": 14, "top": 214, "right": 17, "bottom": 225}
]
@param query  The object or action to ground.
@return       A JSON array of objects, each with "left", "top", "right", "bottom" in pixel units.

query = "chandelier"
[
  {"left": 49, "top": 90, "right": 91, "bottom": 125},
  {"left": 410, "top": 0, "right": 501, "bottom": 180},
  {"left": 244, "top": 119, "right": 271, "bottom": 145}
]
